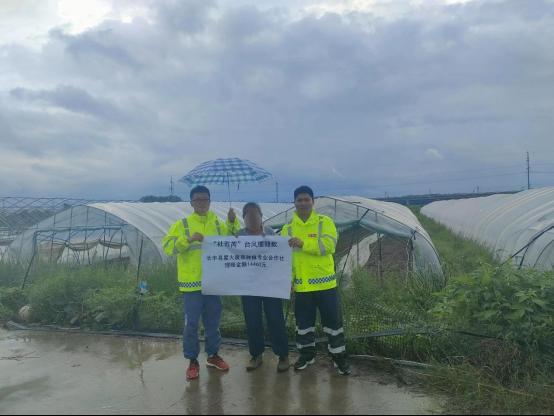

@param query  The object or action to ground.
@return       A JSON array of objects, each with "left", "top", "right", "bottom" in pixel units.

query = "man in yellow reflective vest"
[
  {"left": 281, "top": 186, "right": 351, "bottom": 375},
  {"left": 163, "top": 185, "right": 241, "bottom": 381}
]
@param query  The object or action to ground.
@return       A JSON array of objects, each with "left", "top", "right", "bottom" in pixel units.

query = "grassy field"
[{"left": 413, "top": 206, "right": 497, "bottom": 276}]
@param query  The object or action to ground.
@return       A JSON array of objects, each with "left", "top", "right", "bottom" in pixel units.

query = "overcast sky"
[{"left": 1, "top": 0, "right": 553, "bottom": 201}]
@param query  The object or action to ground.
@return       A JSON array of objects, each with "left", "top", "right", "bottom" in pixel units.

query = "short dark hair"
[
  {"left": 190, "top": 185, "right": 210, "bottom": 200},
  {"left": 294, "top": 186, "right": 314, "bottom": 200},
  {"left": 242, "top": 202, "right": 262, "bottom": 218}
]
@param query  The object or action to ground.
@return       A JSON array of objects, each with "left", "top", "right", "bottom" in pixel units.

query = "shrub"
[
  {"left": 432, "top": 264, "right": 554, "bottom": 355},
  {"left": 27, "top": 268, "right": 133, "bottom": 324},
  {"left": 83, "top": 287, "right": 138, "bottom": 329},
  {"left": 137, "top": 292, "right": 183, "bottom": 333}
]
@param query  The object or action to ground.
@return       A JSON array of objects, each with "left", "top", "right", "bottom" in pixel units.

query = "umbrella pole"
[{"left": 227, "top": 172, "right": 231, "bottom": 208}]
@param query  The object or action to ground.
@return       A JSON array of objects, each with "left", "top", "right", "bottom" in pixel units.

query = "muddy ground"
[{"left": 0, "top": 329, "right": 441, "bottom": 415}]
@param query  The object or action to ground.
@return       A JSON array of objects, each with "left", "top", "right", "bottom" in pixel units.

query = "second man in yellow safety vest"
[{"left": 281, "top": 185, "right": 351, "bottom": 375}]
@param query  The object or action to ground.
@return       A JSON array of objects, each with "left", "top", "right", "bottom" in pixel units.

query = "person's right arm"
[{"left": 162, "top": 222, "right": 203, "bottom": 256}]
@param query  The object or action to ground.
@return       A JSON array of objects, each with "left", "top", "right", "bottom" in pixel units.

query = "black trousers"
[
  {"left": 241, "top": 296, "right": 289, "bottom": 358},
  {"left": 294, "top": 287, "right": 346, "bottom": 358}
]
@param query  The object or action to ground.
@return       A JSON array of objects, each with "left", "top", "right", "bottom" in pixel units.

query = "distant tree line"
[{"left": 139, "top": 195, "right": 183, "bottom": 203}]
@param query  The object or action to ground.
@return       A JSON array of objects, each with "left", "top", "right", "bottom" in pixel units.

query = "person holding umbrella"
[{"left": 163, "top": 185, "right": 240, "bottom": 381}]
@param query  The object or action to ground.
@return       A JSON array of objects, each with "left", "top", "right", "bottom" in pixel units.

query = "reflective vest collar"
[
  {"left": 292, "top": 210, "right": 319, "bottom": 227},
  {"left": 189, "top": 211, "right": 215, "bottom": 224}
]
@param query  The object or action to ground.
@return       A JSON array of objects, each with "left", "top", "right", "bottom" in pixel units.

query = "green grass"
[
  {"left": 410, "top": 363, "right": 554, "bottom": 415},
  {"left": 413, "top": 207, "right": 497, "bottom": 277},
  {"left": 0, "top": 262, "right": 25, "bottom": 288}
]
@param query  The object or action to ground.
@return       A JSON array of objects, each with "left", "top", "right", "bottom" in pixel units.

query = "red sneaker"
[
  {"left": 206, "top": 354, "right": 230, "bottom": 371},
  {"left": 186, "top": 360, "right": 200, "bottom": 380}
]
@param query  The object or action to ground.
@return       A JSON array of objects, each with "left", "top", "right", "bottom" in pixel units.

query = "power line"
[
  {"left": 326, "top": 171, "right": 525, "bottom": 191},
  {"left": 202, "top": 171, "right": 526, "bottom": 197},
  {"left": 172, "top": 155, "right": 540, "bottom": 198},
  {"left": 532, "top": 162, "right": 554, "bottom": 167},
  {"left": 174, "top": 164, "right": 527, "bottom": 190}
]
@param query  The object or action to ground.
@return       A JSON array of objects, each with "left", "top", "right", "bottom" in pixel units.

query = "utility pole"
[
  {"left": 275, "top": 182, "right": 279, "bottom": 203},
  {"left": 527, "top": 151, "right": 531, "bottom": 190},
  {"left": 170, "top": 176, "right": 174, "bottom": 195}
]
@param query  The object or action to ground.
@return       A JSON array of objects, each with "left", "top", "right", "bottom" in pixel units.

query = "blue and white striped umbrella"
[{"left": 179, "top": 158, "right": 273, "bottom": 203}]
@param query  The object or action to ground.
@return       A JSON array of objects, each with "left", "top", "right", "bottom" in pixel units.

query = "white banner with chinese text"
[{"left": 201, "top": 236, "right": 292, "bottom": 299}]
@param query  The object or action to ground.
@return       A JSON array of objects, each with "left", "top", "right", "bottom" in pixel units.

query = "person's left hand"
[
  {"left": 228, "top": 208, "right": 237, "bottom": 223},
  {"left": 288, "top": 237, "right": 304, "bottom": 248}
]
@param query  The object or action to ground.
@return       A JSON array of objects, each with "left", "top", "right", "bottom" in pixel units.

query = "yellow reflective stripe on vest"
[
  {"left": 163, "top": 236, "right": 177, "bottom": 250},
  {"left": 215, "top": 219, "right": 221, "bottom": 235},
  {"left": 317, "top": 216, "right": 326, "bottom": 255},
  {"left": 163, "top": 236, "right": 179, "bottom": 255},
  {"left": 181, "top": 218, "right": 191, "bottom": 238}
]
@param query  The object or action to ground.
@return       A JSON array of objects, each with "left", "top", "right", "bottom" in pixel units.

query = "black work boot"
[
  {"left": 333, "top": 354, "right": 351, "bottom": 376},
  {"left": 294, "top": 354, "right": 315, "bottom": 371}
]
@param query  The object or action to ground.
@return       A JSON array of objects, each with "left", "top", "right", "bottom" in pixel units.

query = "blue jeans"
[
  {"left": 241, "top": 296, "right": 289, "bottom": 358},
  {"left": 183, "top": 292, "right": 222, "bottom": 360}
]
